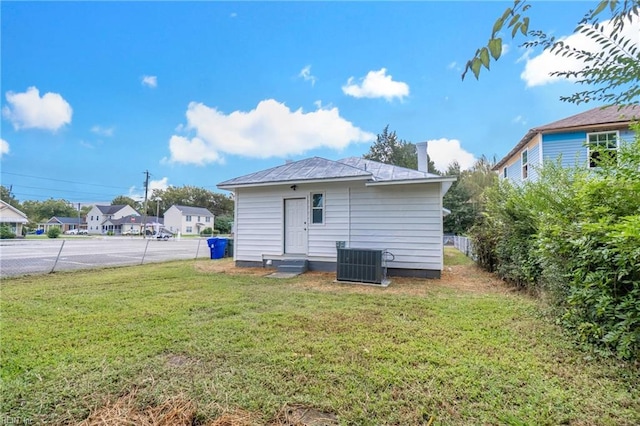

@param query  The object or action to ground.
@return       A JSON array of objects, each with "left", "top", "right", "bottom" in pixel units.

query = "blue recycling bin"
[{"left": 207, "top": 237, "right": 227, "bottom": 259}]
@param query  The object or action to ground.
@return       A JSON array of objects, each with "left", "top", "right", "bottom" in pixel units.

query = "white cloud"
[
  {"left": 127, "top": 177, "right": 170, "bottom": 202},
  {"left": 299, "top": 65, "right": 317, "bottom": 86},
  {"left": 150, "top": 177, "right": 169, "bottom": 192},
  {"left": 91, "top": 125, "right": 114, "bottom": 137},
  {"left": 342, "top": 68, "right": 409, "bottom": 101},
  {"left": 512, "top": 115, "right": 527, "bottom": 125},
  {"left": 2, "top": 87, "right": 72, "bottom": 131},
  {"left": 427, "top": 138, "right": 476, "bottom": 172},
  {"left": 521, "top": 16, "right": 640, "bottom": 87},
  {"left": 142, "top": 75, "right": 157, "bottom": 88},
  {"left": 167, "top": 99, "right": 375, "bottom": 165},
  {"left": 0, "top": 138, "right": 9, "bottom": 157}
]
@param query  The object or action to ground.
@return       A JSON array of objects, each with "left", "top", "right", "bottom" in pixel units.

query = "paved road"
[{"left": 0, "top": 237, "right": 216, "bottom": 278}]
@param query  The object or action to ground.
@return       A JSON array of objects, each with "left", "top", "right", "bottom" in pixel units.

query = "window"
[
  {"left": 186, "top": 226, "right": 193, "bottom": 233},
  {"left": 91, "top": 216, "right": 94, "bottom": 221},
  {"left": 186, "top": 215, "right": 192, "bottom": 222},
  {"left": 205, "top": 216, "right": 211, "bottom": 222},
  {"left": 197, "top": 216, "right": 201, "bottom": 222},
  {"left": 503, "top": 167, "right": 507, "bottom": 178},
  {"left": 312, "top": 193, "right": 324, "bottom": 224},
  {"left": 588, "top": 131, "right": 618, "bottom": 168},
  {"left": 521, "top": 150, "right": 528, "bottom": 180}
]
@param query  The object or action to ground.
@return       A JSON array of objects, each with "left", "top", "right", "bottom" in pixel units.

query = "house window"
[
  {"left": 186, "top": 215, "right": 192, "bottom": 222},
  {"left": 503, "top": 167, "right": 507, "bottom": 178},
  {"left": 205, "top": 217, "right": 211, "bottom": 222},
  {"left": 312, "top": 193, "right": 324, "bottom": 224},
  {"left": 521, "top": 150, "right": 528, "bottom": 180},
  {"left": 588, "top": 131, "right": 618, "bottom": 168},
  {"left": 198, "top": 216, "right": 201, "bottom": 222},
  {"left": 186, "top": 226, "right": 193, "bottom": 233}
]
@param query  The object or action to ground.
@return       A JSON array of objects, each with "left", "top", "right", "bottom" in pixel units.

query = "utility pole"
[{"left": 142, "top": 170, "right": 150, "bottom": 238}]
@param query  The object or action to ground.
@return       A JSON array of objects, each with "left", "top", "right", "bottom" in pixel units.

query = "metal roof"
[
  {"left": 218, "top": 156, "right": 442, "bottom": 189},
  {"left": 494, "top": 105, "right": 639, "bottom": 170}
]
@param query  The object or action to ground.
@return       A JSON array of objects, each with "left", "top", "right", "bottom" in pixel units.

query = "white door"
[{"left": 284, "top": 198, "right": 307, "bottom": 254}]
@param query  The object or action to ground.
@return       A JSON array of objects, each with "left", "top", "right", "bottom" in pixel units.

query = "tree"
[
  {"left": 111, "top": 196, "right": 140, "bottom": 211},
  {"left": 443, "top": 157, "right": 498, "bottom": 235},
  {"left": 363, "top": 125, "right": 439, "bottom": 173},
  {"left": 21, "top": 199, "right": 77, "bottom": 222},
  {"left": 463, "top": 0, "right": 640, "bottom": 106},
  {"left": 0, "top": 185, "right": 21, "bottom": 209}
]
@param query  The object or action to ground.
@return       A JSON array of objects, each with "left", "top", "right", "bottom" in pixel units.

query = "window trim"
[
  {"left": 521, "top": 149, "right": 529, "bottom": 180},
  {"left": 587, "top": 130, "right": 618, "bottom": 169},
  {"left": 310, "top": 192, "right": 325, "bottom": 225},
  {"left": 503, "top": 167, "right": 507, "bottom": 179}
]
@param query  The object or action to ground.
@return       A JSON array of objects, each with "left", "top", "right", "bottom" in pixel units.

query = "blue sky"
[{"left": 1, "top": 1, "right": 634, "bottom": 203}]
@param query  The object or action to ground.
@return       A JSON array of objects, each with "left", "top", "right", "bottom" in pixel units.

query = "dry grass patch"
[{"left": 78, "top": 389, "right": 196, "bottom": 426}]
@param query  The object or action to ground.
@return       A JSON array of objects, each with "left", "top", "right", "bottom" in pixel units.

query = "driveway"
[{"left": 0, "top": 236, "right": 218, "bottom": 277}]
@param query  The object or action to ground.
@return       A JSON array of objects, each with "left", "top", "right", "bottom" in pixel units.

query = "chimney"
[{"left": 416, "top": 141, "right": 428, "bottom": 173}]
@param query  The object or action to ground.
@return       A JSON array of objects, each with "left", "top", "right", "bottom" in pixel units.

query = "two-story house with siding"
[
  {"left": 163, "top": 205, "right": 215, "bottom": 236},
  {"left": 494, "top": 105, "right": 639, "bottom": 184},
  {"left": 86, "top": 204, "right": 140, "bottom": 234}
]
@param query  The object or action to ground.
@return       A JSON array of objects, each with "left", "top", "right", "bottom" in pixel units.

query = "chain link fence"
[
  {"left": 453, "top": 235, "right": 476, "bottom": 261},
  {"left": 0, "top": 237, "right": 231, "bottom": 278}
]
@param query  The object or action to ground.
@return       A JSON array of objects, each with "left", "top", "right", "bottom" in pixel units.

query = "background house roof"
[
  {"left": 105, "top": 215, "right": 162, "bottom": 226},
  {"left": 47, "top": 216, "right": 82, "bottom": 225},
  {"left": 494, "top": 105, "right": 640, "bottom": 170},
  {"left": 218, "top": 156, "right": 442, "bottom": 188},
  {"left": 172, "top": 205, "right": 214, "bottom": 216},
  {"left": 96, "top": 204, "right": 137, "bottom": 215},
  {"left": 0, "top": 200, "right": 29, "bottom": 223}
]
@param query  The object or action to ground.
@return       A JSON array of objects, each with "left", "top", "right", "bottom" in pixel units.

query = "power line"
[
  {"left": 11, "top": 184, "right": 124, "bottom": 198},
  {"left": 1, "top": 171, "right": 130, "bottom": 190}
]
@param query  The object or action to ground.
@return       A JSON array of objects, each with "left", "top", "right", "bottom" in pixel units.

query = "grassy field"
[{"left": 1, "top": 248, "right": 638, "bottom": 425}]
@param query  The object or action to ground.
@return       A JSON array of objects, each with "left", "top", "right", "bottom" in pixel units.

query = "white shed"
[{"left": 217, "top": 155, "right": 455, "bottom": 278}]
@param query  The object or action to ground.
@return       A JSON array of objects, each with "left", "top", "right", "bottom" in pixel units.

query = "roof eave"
[
  {"left": 365, "top": 177, "right": 457, "bottom": 187},
  {"left": 217, "top": 175, "right": 371, "bottom": 190}
]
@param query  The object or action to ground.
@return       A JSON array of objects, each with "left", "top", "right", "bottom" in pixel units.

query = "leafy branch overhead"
[{"left": 463, "top": 0, "right": 640, "bottom": 106}]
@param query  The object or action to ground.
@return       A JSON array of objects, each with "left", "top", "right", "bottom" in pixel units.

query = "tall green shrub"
[
  {"left": 470, "top": 124, "right": 640, "bottom": 359},
  {"left": 0, "top": 225, "right": 16, "bottom": 239}
]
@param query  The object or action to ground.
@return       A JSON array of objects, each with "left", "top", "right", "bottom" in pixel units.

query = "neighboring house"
[
  {"left": 86, "top": 204, "right": 140, "bottom": 234},
  {"left": 41, "top": 216, "right": 85, "bottom": 233},
  {"left": 0, "top": 200, "right": 29, "bottom": 236},
  {"left": 163, "top": 205, "right": 215, "bottom": 235},
  {"left": 494, "top": 105, "right": 639, "bottom": 184},
  {"left": 217, "top": 144, "right": 456, "bottom": 278},
  {"left": 102, "top": 214, "right": 164, "bottom": 235}
]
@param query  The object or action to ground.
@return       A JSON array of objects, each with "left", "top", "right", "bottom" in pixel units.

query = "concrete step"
[{"left": 277, "top": 259, "right": 308, "bottom": 274}]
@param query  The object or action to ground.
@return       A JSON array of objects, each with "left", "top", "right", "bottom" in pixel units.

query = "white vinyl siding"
[
  {"left": 349, "top": 184, "right": 443, "bottom": 270},
  {"left": 234, "top": 184, "right": 349, "bottom": 261},
  {"left": 233, "top": 181, "right": 445, "bottom": 271}
]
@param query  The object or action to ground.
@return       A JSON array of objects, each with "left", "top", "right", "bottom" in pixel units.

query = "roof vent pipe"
[{"left": 416, "top": 141, "right": 428, "bottom": 173}]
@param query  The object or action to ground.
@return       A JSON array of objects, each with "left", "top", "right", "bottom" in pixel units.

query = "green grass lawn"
[{"left": 1, "top": 250, "right": 638, "bottom": 425}]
